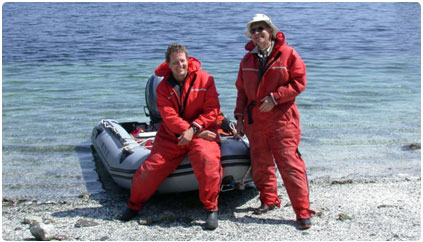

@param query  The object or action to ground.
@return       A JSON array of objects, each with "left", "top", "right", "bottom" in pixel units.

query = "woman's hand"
[
  {"left": 259, "top": 96, "right": 275, "bottom": 112},
  {"left": 236, "top": 119, "right": 245, "bottom": 136}
]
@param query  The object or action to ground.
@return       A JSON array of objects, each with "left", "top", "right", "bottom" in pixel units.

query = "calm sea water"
[{"left": 2, "top": 2, "right": 421, "bottom": 201}]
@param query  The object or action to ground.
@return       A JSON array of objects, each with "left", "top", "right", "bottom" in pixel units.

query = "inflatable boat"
[{"left": 91, "top": 75, "right": 252, "bottom": 194}]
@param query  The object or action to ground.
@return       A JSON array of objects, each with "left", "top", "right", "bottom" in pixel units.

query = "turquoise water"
[{"left": 2, "top": 2, "right": 421, "bottom": 201}]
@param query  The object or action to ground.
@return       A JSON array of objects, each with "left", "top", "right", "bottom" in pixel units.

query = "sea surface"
[{"left": 2, "top": 2, "right": 421, "bottom": 202}]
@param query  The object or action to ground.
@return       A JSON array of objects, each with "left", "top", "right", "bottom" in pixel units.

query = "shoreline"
[{"left": 2, "top": 177, "right": 421, "bottom": 241}]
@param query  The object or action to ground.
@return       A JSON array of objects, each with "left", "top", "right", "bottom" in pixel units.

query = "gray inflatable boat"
[{"left": 91, "top": 75, "right": 252, "bottom": 194}]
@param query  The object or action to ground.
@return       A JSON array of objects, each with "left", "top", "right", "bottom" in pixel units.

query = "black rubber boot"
[
  {"left": 298, "top": 218, "right": 312, "bottom": 230},
  {"left": 253, "top": 205, "right": 275, "bottom": 215},
  {"left": 117, "top": 208, "right": 138, "bottom": 222},
  {"left": 205, "top": 211, "right": 218, "bottom": 230}
]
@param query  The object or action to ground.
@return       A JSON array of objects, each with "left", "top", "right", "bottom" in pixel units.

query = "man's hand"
[
  {"left": 197, "top": 130, "right": 217, "bottom": 141},
  {"left": 178, "top": 127, "right": 194, "bottom": 145}
]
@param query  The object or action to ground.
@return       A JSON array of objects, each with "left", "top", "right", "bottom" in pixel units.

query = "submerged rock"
[
  {"left": 2, "top": 198, "right": 15, "bottom": 207},
  {"left": 78, "top": 192, "right": 90, "bottom": 200},
  {"left": 404, "top": 143, "right": 421, "bottom": 150}
]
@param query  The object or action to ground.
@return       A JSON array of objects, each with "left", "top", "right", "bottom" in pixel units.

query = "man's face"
[{"left": 168, "top": 51, "right": 188, "bottom": 82}]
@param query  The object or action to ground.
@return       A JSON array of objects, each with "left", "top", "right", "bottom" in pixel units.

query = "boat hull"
[{"left": 91, "top": 119, "right": 252, "bottom": 193}]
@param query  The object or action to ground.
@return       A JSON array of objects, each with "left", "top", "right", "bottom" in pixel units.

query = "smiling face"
[
  {"left": 168, "top": 51, "right": 188, "bottom": 83},
  {"left": 250, "top": 22, "right": 273, "bottom": 50}
]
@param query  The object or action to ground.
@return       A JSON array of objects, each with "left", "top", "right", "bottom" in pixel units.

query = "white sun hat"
[{"left": 245, "top": 13, "right": 278, "bottom": 38}]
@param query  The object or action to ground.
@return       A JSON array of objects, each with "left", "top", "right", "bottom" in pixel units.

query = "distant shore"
[{"left": 2, "top": 176, "right": 420, "bottom": 241}]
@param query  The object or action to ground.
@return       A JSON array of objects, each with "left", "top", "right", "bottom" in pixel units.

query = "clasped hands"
[{"left": 177, "top": 127, "right": 216, "bottom": 146}]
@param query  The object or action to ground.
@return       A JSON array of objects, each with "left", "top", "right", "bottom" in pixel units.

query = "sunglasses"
[{"left": 249, "top": 26, "right": 265, "bottom": 35}]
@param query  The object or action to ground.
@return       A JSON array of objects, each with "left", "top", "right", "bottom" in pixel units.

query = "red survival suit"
[
  {"left": 234, "top": 32, "right": 313, "bottom": 220},
  {"left": 128, "top": 57, "right": 222, "bottom": 212}
]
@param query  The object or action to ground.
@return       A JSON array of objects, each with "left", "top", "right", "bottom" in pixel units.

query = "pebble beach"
[{"left": 2, "top": 176, "right": 421, "bottom": 241}]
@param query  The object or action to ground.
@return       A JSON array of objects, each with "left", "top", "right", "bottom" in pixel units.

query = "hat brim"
[{"left": 245, "top": 21, "right": 278, "bottom": 38}]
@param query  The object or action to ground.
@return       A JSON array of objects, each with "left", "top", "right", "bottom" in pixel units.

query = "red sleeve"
[
  {"left": 234, "top": 64, "right": 247, "bottom": 120},
  {"left": 191, "top": 75, "right": 220, "bottom": 131},
  {"left": 272, "top": 49, "right": 306, "bottom": 104}
]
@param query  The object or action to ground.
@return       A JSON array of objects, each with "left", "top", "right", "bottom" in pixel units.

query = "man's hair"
[{"left": 166, "top": 44, "right": 189, "bottom": 63}]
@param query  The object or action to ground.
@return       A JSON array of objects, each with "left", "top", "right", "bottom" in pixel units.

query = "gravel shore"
[{"left": 2, "top": 177, "right": 421, "bottom": 241}]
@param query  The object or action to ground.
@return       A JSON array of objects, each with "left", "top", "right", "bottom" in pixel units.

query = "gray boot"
[
  {"left": 205, "top": 211, "right": 218, "bottom": 230},
  {"left": 117, "top": 208, "right": 138, "bottom": 222}
]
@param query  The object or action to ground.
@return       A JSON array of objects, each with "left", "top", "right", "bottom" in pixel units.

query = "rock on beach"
[
  {"left": 23, "top": 216, "right": 43, "bottom": 226},
  {"left": 29, "top": 223, "right": 57, "bottom": 241}
]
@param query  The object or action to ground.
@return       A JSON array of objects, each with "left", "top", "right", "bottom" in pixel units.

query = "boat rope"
[
  {"left": 226, "top": 122, "right": 252, "bottom": 191},
  {"left": 237, "top": 166, "right": 252, "bottom": 190},
  {"left": 138, "top": 137, "right": 155, "bottom": 147},
  {"left": 229, "top": 122, "right": 237, "bottom": 135},
  {"left": 100, "top": 119, "right": 139, "bottom": 150},
  {"left": 237, "top": 136, "right": 252, "bottom": 190}
]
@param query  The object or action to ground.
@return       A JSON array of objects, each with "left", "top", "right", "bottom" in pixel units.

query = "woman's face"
[{"left": 250, "top": 22, "right": 273, "bottom": 49}]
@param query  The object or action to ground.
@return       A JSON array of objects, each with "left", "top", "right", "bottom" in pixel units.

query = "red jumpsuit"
[
  {"left": 128, "top": 57, "right": 222, "bottom": 212},
  {"left": 234, "top": 32, "right": 313, "bottom": 220}
]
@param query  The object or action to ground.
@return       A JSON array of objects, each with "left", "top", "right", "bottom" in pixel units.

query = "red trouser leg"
[
  {"left": 188, "top": 138, "right": 222, "bottom": 212},
  {"left": 246, "top": 107, "right": 312, "bottom": 219},
  {"left": 127, "top": 138, "right": 184, "bottom": 211},
  {"left": 271, "top": 122, "right": 312, "bottom": 220},
  {"left": 273, "top": 147, "right": 311, "bottom": 220},
  {"left": 246, "top": 122, "right": 281, "bottom": 207}
]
